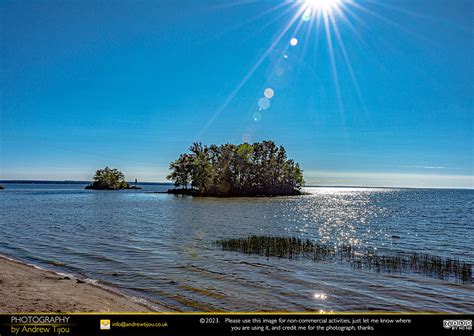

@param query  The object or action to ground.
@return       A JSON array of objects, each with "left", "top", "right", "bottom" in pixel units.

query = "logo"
[
  {"left": 100, "top": 319, "right": 111, "bottom": 330},
  {"left": 443, "top": 320, "right": 472, "bottom": 330}
]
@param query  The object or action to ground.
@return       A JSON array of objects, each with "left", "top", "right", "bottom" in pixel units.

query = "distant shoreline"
[{"left": 0, "top": 180, "right": 173, "bottom": 185}]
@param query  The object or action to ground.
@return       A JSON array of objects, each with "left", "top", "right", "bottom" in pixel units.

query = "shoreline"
[
  {"left": 149, "top": 189, "right": 308, "bottom": 197},
  {"left": 0, "top": 255, "right": 166, "bottom": 313}
]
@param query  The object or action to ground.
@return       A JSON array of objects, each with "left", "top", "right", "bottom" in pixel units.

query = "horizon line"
[{"left": 0, "top": 179, "right": 472, "bottom": 190}]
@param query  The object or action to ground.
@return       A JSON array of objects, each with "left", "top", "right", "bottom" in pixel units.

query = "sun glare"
[
  {"left": 198, "top": 0, "right": 358, "bottom": 137},
  {"left": 304, "top": 0, "right": 342, "bottom": 12}
]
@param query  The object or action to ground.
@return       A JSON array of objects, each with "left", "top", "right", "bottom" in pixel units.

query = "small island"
[
  {"left": 85, "top": 167, "right": 141, "bottom": 190},
  {"left": 0, "top": 185, "right": 4, "bottom": 190},
  {"left": 166, "top": 140, "right": 304, "bottom": 197}
]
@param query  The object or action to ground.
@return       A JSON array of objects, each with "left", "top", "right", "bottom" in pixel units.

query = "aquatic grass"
[{"left": 216, "top": 236, "right": 472, "bottom": 283}]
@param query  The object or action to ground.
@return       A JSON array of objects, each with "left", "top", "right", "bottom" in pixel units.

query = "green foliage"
[
  {"left": 87, "top": 167, "right": 130, "bottom": 190},
  {"left": 167, "top": 141, "right": 304, "bottom": 196},
  {"left": 166, "top": 154, "right": 193, "bottom": 189}
]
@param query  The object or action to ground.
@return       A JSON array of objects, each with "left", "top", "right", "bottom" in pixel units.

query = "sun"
[{"left": 303, "top": 0, "right": 343, "bottom": 13}]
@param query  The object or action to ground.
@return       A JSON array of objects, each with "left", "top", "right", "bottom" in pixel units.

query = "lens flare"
[
  {"left": 252, "top": 111, "right": 262, "bottom": 122},
  {"left": 264, "top": 88, "right": 274, "bottom": 99},
  {"left": 302, "top": 7, "right": 312, "bottom": 21},
  {"left": 196, "top": 0, "right": 375, "bottom": 136},
  {"left": 258, "top": 97, "right": 271, "bottom": 110}
]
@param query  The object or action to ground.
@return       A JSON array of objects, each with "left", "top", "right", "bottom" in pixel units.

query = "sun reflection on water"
[
  {"left": 283, "top": 187, "right": 393, "bottom": 250},
  {"left": 313, "top": 293, "right": 328, "bottom": 300}
]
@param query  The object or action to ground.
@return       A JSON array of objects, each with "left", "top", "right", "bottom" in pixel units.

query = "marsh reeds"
[{"left": 216, "top": 236, "right": 472, "bottom": 283}]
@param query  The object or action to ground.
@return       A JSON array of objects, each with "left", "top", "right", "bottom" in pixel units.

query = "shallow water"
[{"left": 0, "top": 183, "right": 472, "bottom": 312}]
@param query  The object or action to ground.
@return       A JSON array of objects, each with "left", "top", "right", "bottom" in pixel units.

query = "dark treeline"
[{"left": 166, "top": 141, "right": 304, "bottom": 196}]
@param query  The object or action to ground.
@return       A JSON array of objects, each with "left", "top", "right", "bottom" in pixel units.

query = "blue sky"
[{"left": 1, "top": 0, "right": 472, "bottom": 187}]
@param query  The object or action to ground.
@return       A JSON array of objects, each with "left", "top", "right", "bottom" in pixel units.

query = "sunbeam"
[
  {"left": 195, "top": 2, "right": 306, "bottom": 139},
  {"left": 195, "top": 0, "right": 395, "bottom": 139},
  {"left": 322, "top": 11, "right": 344, "bottom": 118},
  {"left": 328, "top": 11, "right": 369, "bottom": 117}
]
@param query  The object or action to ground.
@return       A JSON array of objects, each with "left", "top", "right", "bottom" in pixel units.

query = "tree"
[
  {"left": 166, "top": 141, "right": 304, "bottom": 196},
  {"left": 166, "top": 154, "right": 193, "bottom": 189},
  {"left": 86, "top": 167, "right": 130, "bottom": 190},
  {"left": 188, "top": 142, "right": 214, "bottom": 193}
]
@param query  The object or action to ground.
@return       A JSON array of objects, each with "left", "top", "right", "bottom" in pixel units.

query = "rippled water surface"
[{"left": 0, "top": 183, "right": 473, "bottom": 312}]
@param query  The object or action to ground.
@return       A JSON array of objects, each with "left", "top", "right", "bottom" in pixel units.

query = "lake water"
[{"left": 0, "top": 183, "right": 472, "bottom": 312}]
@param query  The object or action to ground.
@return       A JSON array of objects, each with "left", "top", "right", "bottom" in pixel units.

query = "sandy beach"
[{"left": 0, "top": 256, "right": 158, "bottom": 313}]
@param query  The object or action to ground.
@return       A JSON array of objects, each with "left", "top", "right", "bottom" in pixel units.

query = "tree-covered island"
[
  {"left": 166, "top": 141, "right": 304, "bottom": 196},
  {"left": 85, "top": 167, "right": 141, "bottom": 190},
  {"left": 0, "top": 185, "right": 4, "bottom": 190}
]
